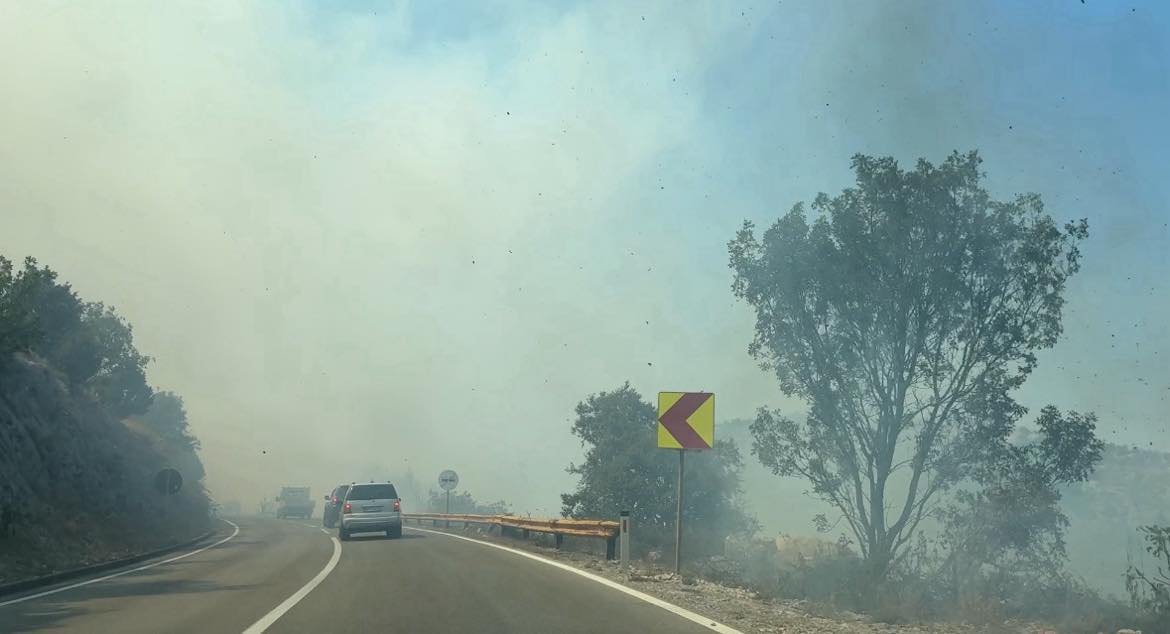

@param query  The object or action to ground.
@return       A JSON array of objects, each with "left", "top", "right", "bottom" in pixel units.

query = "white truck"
[{"left": 275, "top": 486, "right": 315, "bottom": 519}]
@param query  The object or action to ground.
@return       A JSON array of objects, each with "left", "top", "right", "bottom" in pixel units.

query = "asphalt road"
[{"left": 0, "top": 517, "right": 726, "bottom": 633}]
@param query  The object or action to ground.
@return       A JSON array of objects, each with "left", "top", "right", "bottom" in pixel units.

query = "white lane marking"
[
  {"left": 241, "top": 534, "right": 342, "bottom": 633},
  {"left": 405, "top": 526, "right": 742, "bottom": 634},
  {"left": 0, "top": 519, "right": 241, "bottom": 608}
]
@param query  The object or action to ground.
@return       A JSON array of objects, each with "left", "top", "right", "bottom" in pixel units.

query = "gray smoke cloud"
[{"left": 2, "top": 1, "right": 1165, "bottom": 539}]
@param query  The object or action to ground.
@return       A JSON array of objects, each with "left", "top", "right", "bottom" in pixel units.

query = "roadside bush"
[
  {"left": 776, "top": 542, "right": 867, "bottom": 607},
  {"left": 691, "top": 529, "right": 1146, "bottom": 633},
  {"left": 1126, "top": 524, "right": 1170, "bottom": 632},
  {"left": 1028, "top": 578, "right": 1138, "bottom": 634},
  {"left": 696, "top": 537, "right": 780, "bottom": 590},
  {"left": 698, "top": 534, "right": 867, "bottom": 607},
  {"left": 886, "top": 547, "right": 1142, "bottom": 632},
  {"left": 426, "top": 489, "right": 510, "bottom": 515}
]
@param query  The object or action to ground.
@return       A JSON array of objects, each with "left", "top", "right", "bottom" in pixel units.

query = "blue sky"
[{"left": 2, "top": 0, "right": 1167, "bottom": 514}]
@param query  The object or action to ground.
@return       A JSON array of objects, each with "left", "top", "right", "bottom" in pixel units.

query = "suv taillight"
[
  {"left": 393, "top": 499, "right": 401, "bottom": 511},
  {"left": 343, "top": 502, "right": 352, "bottom": 514},
  {"left": 331, "top": 496, "right": 338, "bottom": 504}
]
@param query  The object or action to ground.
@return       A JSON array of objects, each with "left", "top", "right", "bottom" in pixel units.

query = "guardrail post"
[
  {"left": 554, "top": 533, "right": 564, "bottom": 550},
  {"left": 619, "top": 511, "right": 630, "bottom": 569},
  {"left": 521, "top": 528, "right": 530, "bottom": 539},
  {"left": 605, "top": 536, "right": 616, "bottom": 561}
]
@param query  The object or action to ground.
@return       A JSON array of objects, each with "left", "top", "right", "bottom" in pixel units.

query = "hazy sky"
[{"left": 2, "top": 1, "right": 1167, "bottom": 520}]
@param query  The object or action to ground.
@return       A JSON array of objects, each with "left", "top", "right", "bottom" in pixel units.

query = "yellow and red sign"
[{"left": 657, "top": 392, "right": 714, "bottom": 450}]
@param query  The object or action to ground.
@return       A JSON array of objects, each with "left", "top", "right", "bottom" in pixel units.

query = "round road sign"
[
  {"left": 438, "top": 469, "right": 459, "bottom": 491},
  {"left": 154, "top": 468, "right": 183, "bottom": 495}
]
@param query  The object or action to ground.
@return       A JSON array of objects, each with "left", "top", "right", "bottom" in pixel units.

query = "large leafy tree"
[
  {"left": 728, "top": 151, "right": 1091, "bottom": 580},
  {"left": 561, "top": 383, "right": 755, "bottom": 558},
  {"left": 80, "top": 302, "right": 153, "bottom": 418},
  {"left": 141, "top": 391, "right": 200, "bottom": 451},
  {"left": 0, "top": 256, "right": 153, "bottom": 417},
  {"left": 140, "top": 390, "right": 205, "bottom": 481},
  {"left": 0, "top": 257, "right": 44, "bottom": 356}
]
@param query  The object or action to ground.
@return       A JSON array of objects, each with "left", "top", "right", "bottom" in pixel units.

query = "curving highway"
[{"left": 0, "top": 517, "right": 733, "bottom": 633}]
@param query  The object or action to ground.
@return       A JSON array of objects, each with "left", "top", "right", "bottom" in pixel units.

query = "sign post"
[
  {"left": 438, "top": 469, "right": 459, "bottom": 528},
  {"left": 657, "top": 391, "right": 714, "bottom": 575},
  {"left": 674, "top": 450, "right": 684, "bottom": 574}
]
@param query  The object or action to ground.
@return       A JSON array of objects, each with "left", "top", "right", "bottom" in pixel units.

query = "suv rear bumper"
[{"left": 341, "top": 514, "right": 402, "bottom": 532}]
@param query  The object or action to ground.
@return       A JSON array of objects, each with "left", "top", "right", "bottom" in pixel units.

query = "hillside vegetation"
[{"left": 0, "top": 256, "right": 210, "bottom": 583}]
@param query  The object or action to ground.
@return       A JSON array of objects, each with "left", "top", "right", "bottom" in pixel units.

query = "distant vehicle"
[
  {"left": 276, "top": 486, "right": 315, "bottom": 519},
  {"left": 322, "top": 484, "right": 350, "bottom": 528},
  {"left": 339, "top": 482, "right": 401, "bottom": 540}
]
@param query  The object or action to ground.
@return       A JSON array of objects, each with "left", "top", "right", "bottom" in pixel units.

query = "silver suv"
[{"left": 339, "top": 482, "right": 402, "bottom": 540}]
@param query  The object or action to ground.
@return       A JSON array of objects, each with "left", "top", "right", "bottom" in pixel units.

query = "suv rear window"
[
  {"left": 347, "top": 484, "right": 397, "bottom": 500},
  {"left": 333, "top": 485, "right": 349, "bottom": 499}
]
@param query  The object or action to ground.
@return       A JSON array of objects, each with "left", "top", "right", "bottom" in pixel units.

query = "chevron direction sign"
[{"left": 656, "top": 392, "right": 714, "bottom": 450}]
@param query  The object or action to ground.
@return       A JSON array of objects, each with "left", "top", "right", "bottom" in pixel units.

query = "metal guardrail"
[{"left": 402, "top": 513, "right": 621, "bottom": 559}]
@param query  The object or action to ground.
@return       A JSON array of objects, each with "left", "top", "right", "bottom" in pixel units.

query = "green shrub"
[{"left": 1126, "top": 525, "right": 1170, "bottom": 632}]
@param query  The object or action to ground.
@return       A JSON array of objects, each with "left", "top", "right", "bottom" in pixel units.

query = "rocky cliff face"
[{"left": 0, "top": 353, "right": 210, "bottom": 582}]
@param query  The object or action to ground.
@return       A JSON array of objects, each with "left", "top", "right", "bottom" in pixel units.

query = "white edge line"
[
  {"left": 0, "top": 519, "right": 241, "bottom": 608},
  {"left": 241, "top": 534, "right": 341, "bottom": 634},
  {"left": 405, "top": 526, "right": 743, "bottom": 634}
]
